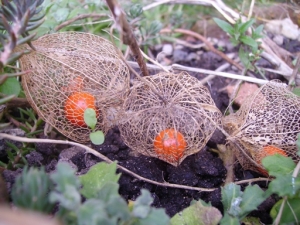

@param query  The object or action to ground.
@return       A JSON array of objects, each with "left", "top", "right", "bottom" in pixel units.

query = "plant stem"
[{"left": 106, "top": 0, "right": 149, "bottom": 77}]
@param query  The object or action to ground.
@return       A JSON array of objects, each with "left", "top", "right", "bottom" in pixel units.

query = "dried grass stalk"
[
  {"left": 118, "top": 72, "right": 223, "bottom": 166},
  {"left": 18, "top": 32, "right": 130, "bottom": 143},
  {"left": 224, "top": 80, "right": 300, "bottom": 173}
]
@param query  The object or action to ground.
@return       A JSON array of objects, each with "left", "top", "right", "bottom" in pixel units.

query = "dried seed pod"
[
  {"left": 224, "top": 80, "right": 300, "bottom": 174},
  {"left": 118, "top": 72, "right": 222, "bottom": 166},
  {"left": 18, "top": 32, "right": 130, "bottom": 143}
]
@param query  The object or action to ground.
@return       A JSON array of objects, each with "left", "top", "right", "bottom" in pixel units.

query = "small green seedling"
[
  {"left": 213, "top": 17, "right": 264, "bottom": 70},
  {"left": 84, "top": 108, "right": 105, "bottom": 145}
]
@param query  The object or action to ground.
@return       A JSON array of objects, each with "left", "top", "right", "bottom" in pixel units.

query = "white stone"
[
  {"left": 272, "top": 34, "right": 284, "bottom": 45},
  {"left": 265, "top": 18, "right": 300, "bottom": 40},
  {"left": 162, "top": 44, "right": 173, "bottom": 55}
]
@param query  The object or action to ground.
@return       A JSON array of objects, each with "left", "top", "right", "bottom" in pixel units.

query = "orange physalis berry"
[
  {"left": 64, "top": 92, "right": 96, "bottom": 127},
  {"left": 154, "top": 128, "right": 187, "bottom": 163},
  {"left": 256, "top": 145, "right": 288, "bottom": 176}
]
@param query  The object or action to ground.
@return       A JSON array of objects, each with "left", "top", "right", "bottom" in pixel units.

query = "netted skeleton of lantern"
[
  {"left": 224, "top": 81, "right": 300, "bottom": 173},
  {"left": 18, "top": 32, "right": 130, "bottom": 143},
  {"left": 118, "top": 72, "right": 223, "bottom": 166}
]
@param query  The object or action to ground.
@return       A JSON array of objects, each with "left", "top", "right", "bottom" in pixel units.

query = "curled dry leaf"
[
  {"left": 224, "top": 80, "right": 300, "bottom": 175},
  {"left": 18, "top": 32, "right": 130, "bottom": 143},
  {"left": 119, "top": 72, "right": 222, "bottom": 166}
]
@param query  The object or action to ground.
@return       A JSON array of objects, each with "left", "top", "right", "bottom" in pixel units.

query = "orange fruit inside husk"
[
  {"left": 154, "top": 129, "right": 187, "bottom": 163},
  {"left": 64, "top": 92, "right": 97, "bottom": 127}
]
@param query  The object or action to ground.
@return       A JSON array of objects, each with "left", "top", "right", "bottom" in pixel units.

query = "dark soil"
[{"left": 2, "top": 33, "right": 300, "bottom": 224}]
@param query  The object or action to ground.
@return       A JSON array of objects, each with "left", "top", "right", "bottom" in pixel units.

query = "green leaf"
[
  {"left": 129, "top": 4, "right": 143, "bottom": 18},
  {"left": 252, "top": 24, "right": 264, "bottom": 40},
  {"left": 105, "top": 193, "right": 131, "bottom": 222},
  {"left": 147, "top": 21, "right": 162, "bottom": 36},
  {"left": 240, "top": 35, "right": 258, "bottom": 49},
  {"left": 96, "top": 182, "right": 120, "bottom": 202},
  {"left": 84, "top": 108, "right": 97, "bottom": 130},
  {"left": 140, "top": 208, "right": 170, "bottom": 225},
  {"left": 171, "top": 199, "right": 222, "bottom": 225},
  {"left": 268, "top": 175, "right": 300, "bottom": 197},
  {"left": 270, "top": 197, "right": 300, "bottom": 224},
  {"left": 241, "top": 217, "right": 262, "bottom": 225},
  {"left": 0, "top": 77, "right": 21, "bottom": 96},
  {"left": 50, "top": 162, "right": 81, "bottom": 192},
  {"left": 78, "top": 199, "right": 115, "bottom": 225},
  {"left": 221, "top": 183, "right": 243, "bottom": 217},
  {"left": 213, "top": 18, "right": 234, "bottom": 35},
  {"left": 49, "top": 163, "right": 81, "bottom": 211},
  {"left": 53, "top": 7, "right": 70, "bottom": 23},
  {"left": 293, "top": 87, "right": 300, "bottom": 96},
  {"left": 49, "top": 184, "right": 81, "bottom": 211},
  {"left": 12, "top": 167, "right": 54, "bottom": 213},
  {"left": 238, "top": 47, "right": 252, "bottom": 70},
  {"left": 79, "top": 162, "right": 120, "bottom": 199},
  {"left": 0, "top": 94, "right": 15, "bottom": 105},
  {"left": 262, "top": 154, "right": 295, "bottom": 177},
  {"left": 296, "top": 134, "right": 300, "bottom": 157},
  {"left": 238, "top": 19, "right": 255, "bottom": 34},
  {"left": 220, "top": 213, "right": 240, "bottom": 225},
  {"left": 229, "top": 37, "right": 239, "bottom": 46},
  {"left": 0, "top": 122, "right": 10, "bottom": 130},
  {"left": 132, "top": 189, "right": 153, "bottom": 218},
  {"left": 239, "top": 185, "right": 266, "bottom": 219},
  {"left": 90, "top": 130, "right": 105, "bottom": 145},
  {"left": 80, "top": 182, "right": 131, "bottom": 224}
]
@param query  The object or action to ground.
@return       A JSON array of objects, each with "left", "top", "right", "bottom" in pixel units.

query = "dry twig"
[
  {"left": 0, "top": 133, "right": 215, "bottom": 192},
  {"left": 0, "top": 133, "right": 274, "bottom": 191},
  {"left": 106, "top": 0, "right": 149, "bottom": 77}
]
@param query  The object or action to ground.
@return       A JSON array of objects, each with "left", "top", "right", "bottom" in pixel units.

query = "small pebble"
[
  {"left": 26, "top": 151, "right": 44, "bottom": 167},
  {"left": 273, "top": 34, "right": 284, "bottom": 46},
  {"left": 226, "top": 82, "right": 259, "bottom": 106},
  {"left": 162, "top": 44, "right": 173, "bottom": 56},
  {"left": 187, "top": 52, "right": 199, "bottom": 61},
  {"left": 173, "top": 49, "right": 188, "bottom": 63}
]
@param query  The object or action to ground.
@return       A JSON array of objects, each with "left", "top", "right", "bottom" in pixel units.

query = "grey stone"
[
  {"left": 46, "top": 159, "right": 57, "bottom": 172},
  {"left": 187, "top": 52, "right": 199, "bottom": 61},
  {"left": 57, "top": 158, "right": 78, "bottom": 172},
  {"left": 59, "top": 146, "right": 85, "bottom": 161},
  {"left": 173, "top": 49, "right": 188, "bottom": 63},
  {"left": 273, "top": 34, "right": 284, "bottom": 46},
  {"left": 26, "top": 151, "right": 44, "bottom": 167}
]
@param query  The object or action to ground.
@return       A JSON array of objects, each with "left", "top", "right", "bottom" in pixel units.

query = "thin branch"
[
  {"left": 140, "top": 49, "right": 169, "bottom": 72},
  {"left": 127, "top": 61, "right": 268, "bottom": 84},
  {"left": 106, "top": 0, "right": 149, "bottom": 77},
  {"left": 234, "top": 177, "right": 271, "bottom": 185},
  {"left": 171, "top": 64, "right": 268, "bottom": 84},
  {"left": 292, "top": 160, "right": 300, "bottom": 178},
  {"left": 0, "top": 133, "right": 215, "bottom": 192},
  {"left": 247, "top": 0, "right": 256, "bottom": 20},
  {"left": 273, "top": 196, "right": 287, "bottom": 225}
]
